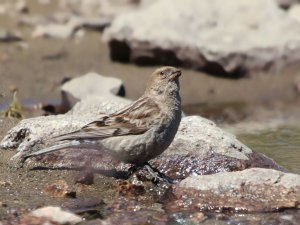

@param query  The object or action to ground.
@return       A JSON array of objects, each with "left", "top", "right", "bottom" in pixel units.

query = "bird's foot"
[
  {"left": 143, "top": 162, "right": 174, "bottom": 184},
  {"left": 125, "top": 162, "right": 174, "bottom": 184}
]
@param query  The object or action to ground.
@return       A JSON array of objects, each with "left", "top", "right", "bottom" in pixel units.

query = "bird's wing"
[{"left": 56, "top": 96, "right": 162, "bottom": 141}]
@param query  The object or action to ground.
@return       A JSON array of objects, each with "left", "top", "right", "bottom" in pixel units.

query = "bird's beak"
[{"left": 170, "top": 69, "right": 182, "bottom": 80}]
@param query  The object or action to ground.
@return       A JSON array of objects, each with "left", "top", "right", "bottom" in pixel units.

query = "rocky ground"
[
  {"left": 1, "top": 0, "right": 300, "bottom": 224},
  {"left": 0, "top": 79, "right": 299, "bottom": 224}
]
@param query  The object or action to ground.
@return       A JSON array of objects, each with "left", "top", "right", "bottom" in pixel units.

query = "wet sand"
[{"left": 0, "top": 119, "right": 119, "bottom": 222}]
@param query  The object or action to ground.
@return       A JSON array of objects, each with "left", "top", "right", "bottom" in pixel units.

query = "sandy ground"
[
  {"left": 1, "top": 32, "right": 300, "bottom": 106},
  {"left": 0, "top": 119, "right": 119, "bottom": 222}
]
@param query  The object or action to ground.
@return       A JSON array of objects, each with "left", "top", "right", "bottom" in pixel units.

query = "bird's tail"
[{"left": 24, "top": 140, "right": 97, "bottom": 159}]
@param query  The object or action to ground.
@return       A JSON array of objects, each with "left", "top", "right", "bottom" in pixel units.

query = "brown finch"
[{"left": 26, "top": 67, "right": 182, "bottom": 165}]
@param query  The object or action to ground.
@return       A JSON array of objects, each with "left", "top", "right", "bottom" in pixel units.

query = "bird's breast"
[{"left": 100, "top": 110, "right": 181, "bottom": 164}]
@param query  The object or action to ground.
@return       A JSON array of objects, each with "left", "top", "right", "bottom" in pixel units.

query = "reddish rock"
[
  {"left": 43, "top": 180, "right": 76, "bottom": 198},
  {"left": 117, "top": 180, "right": 145, "bottom": 197},
  {"left": 166, "top": 168, "right": 300, "bottom": 213}
]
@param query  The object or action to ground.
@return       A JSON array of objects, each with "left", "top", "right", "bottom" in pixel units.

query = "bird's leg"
[
  {"left": 124, "top": 162, "right": 174, "bottom": 184},
  {"left": 126, "top": 164, "right": 141, "bottom": 177},
  {"left": 143, "top": 162, "right": 174, "bottom": 184}
]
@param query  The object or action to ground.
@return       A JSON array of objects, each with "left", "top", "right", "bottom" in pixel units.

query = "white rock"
[
  {"left": 165, "top": 116, "right": 252, "bottom": 160},
  {"left": 180, "top": 168, "right": 300, "bottom": 191},
  {"left": 103, "top": 0, "right": 300, "bottom": 76},
  {"left": 288, "top": 4, "right": 300, "bottom": 22},
  {"left": 62, "top": 72, "right": 124, "bottom": 100},
  {"left": 32, "top": 23, "right": 77, "bottom": 39},
  {"left": 0, "top": 29, "right": 22, "bottom": 42},
  {"left": 30, "top": 206, "right": 81, "bottom": 224}
]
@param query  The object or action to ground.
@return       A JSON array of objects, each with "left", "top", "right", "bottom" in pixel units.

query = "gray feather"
[{"left": 25, "top": 140, "right": 81, "bottom": 158}]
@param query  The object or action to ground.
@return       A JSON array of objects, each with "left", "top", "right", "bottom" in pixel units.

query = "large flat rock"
[
  {"left": 103, "top": 0, "right": 300, "bottom": 77},
  {"left": 167, "top": 168, "right": 300, "bottom": 212},
  {"left": 150, "top": 116, "right": 284, "bottom": 180}
]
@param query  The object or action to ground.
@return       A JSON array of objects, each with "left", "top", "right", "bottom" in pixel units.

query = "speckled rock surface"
[
  {"left": 167, "top": 168, "right": 300, "bottom": 212},
  {"left": 0, "top": 95, "right": 131, "bottom": 161},
  {"left": 150, "top": 116, "right": 284, "bottom": 180}
]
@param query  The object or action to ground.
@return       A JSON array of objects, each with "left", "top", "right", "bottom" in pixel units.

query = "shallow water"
[{"left": 239, "top": 126, "right": 300, "bottom": 174}]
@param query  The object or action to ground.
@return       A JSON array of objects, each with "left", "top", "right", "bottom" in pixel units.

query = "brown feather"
[{"left": 55, "top": 96, "right": 162, "bottom": 141}]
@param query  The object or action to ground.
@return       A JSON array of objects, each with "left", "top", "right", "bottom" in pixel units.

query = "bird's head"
[{"left": 145, "top": 66, "right": 182, "bottom": 96}]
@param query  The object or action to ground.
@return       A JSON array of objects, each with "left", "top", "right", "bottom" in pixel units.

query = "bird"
[{"left": 25, "top": 66, "right": 182, "bottom": 166}]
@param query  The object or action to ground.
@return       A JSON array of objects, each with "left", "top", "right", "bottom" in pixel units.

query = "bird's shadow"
[
  {"left": 30, "top": 162, "right": 175, "bottom": 184},
  {"left": 30, "top": 166, "right": 131, "bottom": 180}
]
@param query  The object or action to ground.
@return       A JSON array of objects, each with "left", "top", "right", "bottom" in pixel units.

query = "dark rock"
[
  {"left": 0, "top": 29, "right": 22, "bottom": 42},
  {"left": 117, "top": 180, "right": 145, "bottom": 197},
  {"left": 166, "top": 168, "right": 300, "bottom": 213},
  {"left": 277, "top": 0, "right": 298, "bottom": 9},
  {"left": 15, "top": 0, "right": 29, "bottom": 14},
  {"left": 103, "top": 0, "right": 300, "bottom": 77},
  {"left": 73, "top": 169, "right": 94, "bottom": 185}
]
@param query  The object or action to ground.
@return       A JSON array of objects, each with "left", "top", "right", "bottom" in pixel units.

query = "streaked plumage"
[{"left": 26, "top": 67, "right": 182, "bottom": 164}]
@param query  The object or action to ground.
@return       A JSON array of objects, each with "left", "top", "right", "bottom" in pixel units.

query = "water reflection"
[{"left": 239, "top": 127, "right": 300, "bottom": 174}]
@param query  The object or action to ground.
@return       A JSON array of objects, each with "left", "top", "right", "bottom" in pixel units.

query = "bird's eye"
[{"left": 160, "top": 71, "right": 165, "bottom": 75}]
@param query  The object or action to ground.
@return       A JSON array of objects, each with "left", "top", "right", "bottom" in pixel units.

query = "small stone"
[
  {"left": 15, "top": 0, "right": 29, "bottom": 14},
  {"left": 43, "top": 180, "right": 76, "bottom": 198},
  {"left": 32, "top": 24, "right": 76, "bottom": 39},
  {"left": 188, "top": 212, "right": 206, "bottom": 223},
  {"left": 0, "top": 202, "right": 7, "bottom": 207},
  {"left": 117, "top": 180, "right": 145, "bottom": 197},
  {"left": 0, "top": 180, "right": 12, "bottom": 187},
  {"left": 61, "top": 72, "right": 125, "bottom": 105},
  {"left": 280, "top": 215, "right": 294, "bottom": 221},
  {"left": 74, "top": 169, "right": 94, "bottom": 185},
  {"left": 30, "top": 206, "right": 82, "bottom": 224},
  {"left": 0, "top": 29, "right": 22, "bottom": 42}
]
